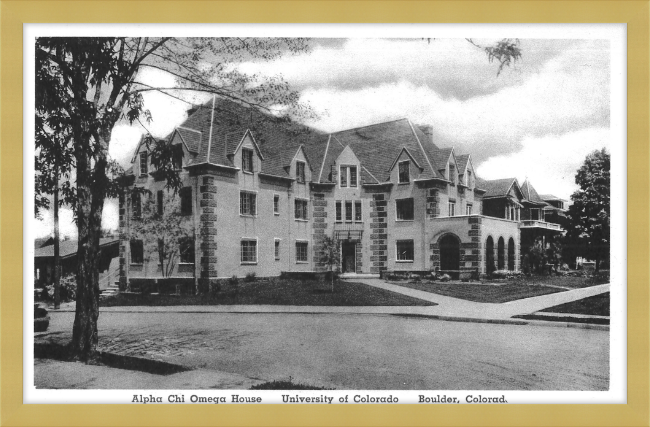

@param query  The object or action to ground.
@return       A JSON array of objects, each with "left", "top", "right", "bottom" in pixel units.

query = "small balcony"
[
  {"left": 520, "top": 220, "right": 563, "bottom": 231},
  {"left": 333, "top": 222, "right": 364, "bottom": 240}
]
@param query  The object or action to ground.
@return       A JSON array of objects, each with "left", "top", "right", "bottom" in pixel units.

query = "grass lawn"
[
  {"left": 392, "top": 281, "right": 563, "bottom": 303},
  {"left": 101, "top": 279, "right": 435, "bottom": 307},
  {"left": 507, "top": 275, "right": 609, "bottom": 289},
  {"left": 540, "top": 292, "right": 610, "bottom": 316}
]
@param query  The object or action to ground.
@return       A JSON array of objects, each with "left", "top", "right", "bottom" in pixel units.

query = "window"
[
  {"left": 339, "top": 165, "right": 357, "bottom": 187},
  {"left": 130, "top": 240, "right": 144, "bottom": 264},
  {"left": 241, "top": 240, "right": 257, "bottom": 264},
  {"left": 398, "top": 161, "right": 410, "bottom": 183},
  {"left": 180, "top": 187, "right": 192, "bottom": 215},
  {"left": 466, "top": 203, "right": 472, "bottom": 216},
  {"left": 132, "top": 192, "right": 141, "bottom": 219},
  {"left": 242, "top": 148, "right": 253, "bottom": 173},
  {"left": 349, "top": 166, "right": 357, "bottom": 187},
  {"left": 396, "top": 240, "right": 414, "bottom": 262},
  {"left": 173, "top": 146, "right": 183, "bottom": 170},
  {"left": 179, "top": 238, "right": 195, "bottom": 264},
  {"left": 157, "top": 190, "right": 163, "bottom": 215},
  {"left": 240, "top": 192, "right": 257, "bottom": 216},
  {"left": 296, "top": 241, "right": 308, "bottom": 263},
  {"left": 295, "top": 199, "right": 308, "bottom": 220},
  {"left": 449, "top": 201, "right": 456, "bottom": 216},
  {"left": 531, "top": 209, "right": 539, "bottom": 221},
  {"left": 396, "top": 198, "right": 414, "bottom": 220},
  {"left": 355, "top": 201, "right": 362, "bottom": 222},
  {"left": 345, "top": 201, "right": 353, "bottom": 222},
  {"left": 336, "top": 201, "right": 342, "bottom": 222},
  {"left": 274, "top": 239, "right": 280, "bottom": 260},
  {"left": 273, "top": 195, "right": 280, "bottom": 215},
  {"left": 139, "top": 152, "right": 148, "bottom": 176},
  {"left": 296, "top": 161, "right": 306, "bottom": 183}
]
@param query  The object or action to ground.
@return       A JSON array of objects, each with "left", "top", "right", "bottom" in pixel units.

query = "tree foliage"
[
  {"left": 319, "top": 236, "right": 341, "bottom": 292},
  {"left": 129, "top": 191, "right": 193, "bottom": 279},
  {"left": 564, "top": 148, "right": 610, "bottom": 271},
  {"left": 35, "top": 37, "right": 314, "bottom": 361}
]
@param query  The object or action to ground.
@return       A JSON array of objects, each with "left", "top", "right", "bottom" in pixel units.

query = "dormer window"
[
  {"left": 339, "top": 165, "right": 357, "bottom": 188},
  {"left": 398, "top": 161, "right": 410, "bottom": 183},
  {"left": 296, "top": 161, "right": 306, "bottom": 183},
  {"left": 139, "top": 152, "right": 148, "bottom": 177},
  {"left": 242, "top": 148, "right": 253, "bottom": 173}
]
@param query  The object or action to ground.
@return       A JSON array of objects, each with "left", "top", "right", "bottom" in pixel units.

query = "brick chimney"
[{"left": 418, "top": 124, "right": 433, "bottom": 142}]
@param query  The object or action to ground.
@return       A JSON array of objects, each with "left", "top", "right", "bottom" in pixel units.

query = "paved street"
[{"left": 37, "top": 311, "right": 609, "bottom": 390}]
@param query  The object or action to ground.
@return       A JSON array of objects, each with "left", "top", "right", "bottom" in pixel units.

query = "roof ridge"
[
  {"left": 331, "top": 117, "right": 408, "bottom": 135},
  {"left": 318, "top": 135, "right": 332, "bottom": 182}
]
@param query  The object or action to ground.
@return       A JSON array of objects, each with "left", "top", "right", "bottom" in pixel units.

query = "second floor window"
[
  {"left": 180, "top": 187, "right": 192, "bottom": 215},
  {"left": 398, "top": 161, "right": 410, "bottom": 183},
  {"left": 355, "top": 201, "right": 362, "bottom": 222},
  {"left": 396, "top": 198, "right": 414, "bottom": 220},
  {"left": 275, "top": 239, "right": 280, "bottom": 260},
  {"left": 296, "top": 161, "right": 306, "bottom": 183},
  {"left": 273, "top": 195, "right": 280, "bottom": 214},
  {"left": 295, "top": 199, "right": 308, "bottom": 220},
  {"left": 139, "top": 152, "right": 148, "bottom": 176},
  {"left": 336, "top": 201, "right": 342, "bottom": 221},
  {"left": 242, "top": 148, "right": 253, "bottom": 172},
  {"left": 449, "top": 201, "right": 456, "bottom": 217},
  {"left": 345, "top": 201, "right": 353, "bottom": 222},
  {"left": 179, "top": 237, "right": 195, "bottom": 263},
  {"left": 466, "top": 204, "right": 472, "bottom": 215},
  {"left": 240, "top": 192, "right": 257, "bottom": 216},
  {"left": 132, "top": 192, "right": 141, "bottom": 219},
  {"left": 130, "top": 240, "right": 143, "bottom": 264}
]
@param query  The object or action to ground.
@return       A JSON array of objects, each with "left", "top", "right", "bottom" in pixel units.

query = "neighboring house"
[
  {"left": 539, "top": 193, "right": 568, "bottom": 224},
  {"left": 34, "top": 238, "right": 120, "bottom": 290},
  {"left": 118, "top": 97, "right": 565, "bottom": 289}
]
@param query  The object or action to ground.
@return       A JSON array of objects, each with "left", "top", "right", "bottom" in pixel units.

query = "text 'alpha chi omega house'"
[{"left": 118, "top": 96, "right": 565, "bottom": 291}]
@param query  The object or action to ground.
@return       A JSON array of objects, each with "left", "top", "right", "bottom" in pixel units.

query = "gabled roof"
[
  {"left": 35, "top": 238, "right": 118, "bottom": 259},
  {"left": 175, "top": 127, "right": 201, "bottom": 153},
  {"left": 476, "top": 177, "right": 520, "bottom": 198},
  {"left": 539, "top": 194, "right": 568, "bottom": 202},
  {"left": 431, "top": 147, "right": 454, "bottom": 173},
  {"left": 456, "top": 154, "right": 470, "bottom": 175},
  {"left": 330, "top": 118, "right": 444, "bottom": 182},
  {"left": 521, "top": 179, "right": 546, "bottom": 204}
]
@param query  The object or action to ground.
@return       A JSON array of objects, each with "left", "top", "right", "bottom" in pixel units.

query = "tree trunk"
[{"left": 53, "top": 162, "right": 61, "bottom": 310}]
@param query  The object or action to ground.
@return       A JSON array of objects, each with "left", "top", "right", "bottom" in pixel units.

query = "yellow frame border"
[{"left": 2, "top": 1, "right": 648, "bottom": 426}]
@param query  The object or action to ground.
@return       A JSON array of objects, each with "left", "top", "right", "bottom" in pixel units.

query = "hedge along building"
[{"left": 118, "top": 97, "right": 522, "bottom": 291}]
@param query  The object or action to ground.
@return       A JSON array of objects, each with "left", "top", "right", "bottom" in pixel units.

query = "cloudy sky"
[{"left": 35, "top": 37, "right": 611, "bottom": 238}]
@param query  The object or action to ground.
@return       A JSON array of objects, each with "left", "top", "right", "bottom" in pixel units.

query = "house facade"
[{"left": 117, "top": 97, "right": 565, "bottom": 291}]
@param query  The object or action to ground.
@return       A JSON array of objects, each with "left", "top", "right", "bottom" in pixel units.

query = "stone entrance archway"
[{"left": 439, "top": 234, "right": 460, "bottom": 278}]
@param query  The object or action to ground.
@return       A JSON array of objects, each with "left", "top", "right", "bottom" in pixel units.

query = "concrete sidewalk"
[
  {"left": 50, "top": 280, "right": 610, "bottom": 329},
  {"left": 34, "top": 358, "right": 261, "bottom": 390}
]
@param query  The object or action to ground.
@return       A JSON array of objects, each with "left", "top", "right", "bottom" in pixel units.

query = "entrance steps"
[
  {"left": 100, "top": 281, "right": 120, "bottom": 296},
  {"left": 340, "top": 273, "right": 380, "bottom": 279}
]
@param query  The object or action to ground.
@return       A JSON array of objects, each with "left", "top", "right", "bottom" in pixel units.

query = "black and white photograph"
[{"left": 26, "top": 24, "right": 625, "bottom": 404}]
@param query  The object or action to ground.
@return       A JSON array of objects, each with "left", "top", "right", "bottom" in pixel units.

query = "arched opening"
[
  {"left": 497, "top": 237, "right": 505, "bottom": 270},
  {"left": 439, "top": 234, "right": 460, "bottom": 279},
  {"left": 508, "top": 237, "right": 515, "bottom": 271},
  {"left": 485, "top": 236, "right": 495, "bottom": 274}
]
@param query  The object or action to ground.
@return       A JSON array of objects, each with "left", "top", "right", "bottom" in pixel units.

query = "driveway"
[{"left": 37, "top": 311, "right": 609, "bottom": 390}]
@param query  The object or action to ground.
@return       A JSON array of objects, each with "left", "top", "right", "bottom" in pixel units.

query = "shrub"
[
  {"left": 45, "top": 274, "right": 77, "bottom": 302},
  {"left": 228, "top": 275, "right": 239, "bottom": 286},
  {"left": 439, "top": 274, "right": 451, "bottom": 282},
  {"left": 244, "top": 272, "right": 257, "bottom": 282}
]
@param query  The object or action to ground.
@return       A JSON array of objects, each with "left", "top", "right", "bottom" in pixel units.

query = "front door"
[{"left": 341, "top": 242, "right": 356, "bottom": 273}]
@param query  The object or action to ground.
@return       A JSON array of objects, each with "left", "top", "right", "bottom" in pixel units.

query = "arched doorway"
[
  {"left": 508, "top": 238, "right": 515, "bottom": 271},
  {"left": 439, "top": 234, "right": 460, "bottom": 278},
  {"left": 485, "top": 236, "right": 495, "bottom": 274},
  {"left": 497, "top": 237, "right": 505, "bottom": 270}
]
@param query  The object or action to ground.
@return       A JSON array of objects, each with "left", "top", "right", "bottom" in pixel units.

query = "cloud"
[{"left": 476, "top": 127, "right": 610, "bottom": 200}]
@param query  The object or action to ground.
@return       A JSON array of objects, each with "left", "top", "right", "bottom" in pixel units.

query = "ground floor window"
[
  {"left": 179, "top": 238, "right": 195, "bottom": 263},
  {"left": 275, "top": 239, "right": 281, "bottom": 260},
  {"left": 130, "top": 240, "right": 144, "bottom": 264},
  {"left": 296, "top": 241, "right": 308, "bottom": 263},
  {"left": 396, "top": 240, "right": 414, "bottom": 262},
  {"left": 241, "top": 240, "right": 257, "bottom": 264}
]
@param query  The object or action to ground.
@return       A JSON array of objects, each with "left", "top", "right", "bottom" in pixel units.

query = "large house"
[{"left": 117, "top": 97, "right": 563, "bottom": 291}]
